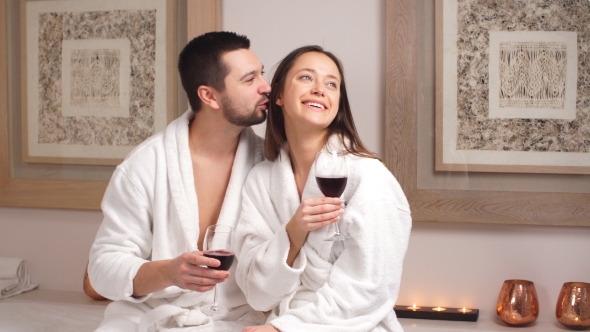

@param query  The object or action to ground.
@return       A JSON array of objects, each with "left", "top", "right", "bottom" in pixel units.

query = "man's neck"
[{"left": 188, "top": 109, "right": 244, "bottom": 158}]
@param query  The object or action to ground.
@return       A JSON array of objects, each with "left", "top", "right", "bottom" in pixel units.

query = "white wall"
[
  {"left": 0, "top": 208, "right": 102, "bottom": 291},
  {"left": 222, "top": 0, "right": 385, "bottom": 156},
  {"left": 1, "top": 0, "right": 589, "bottom": 324}
]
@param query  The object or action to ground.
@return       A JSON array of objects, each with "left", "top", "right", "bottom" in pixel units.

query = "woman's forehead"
[{"left": 290, "top": 52, "right": 341, "bottom": 79}]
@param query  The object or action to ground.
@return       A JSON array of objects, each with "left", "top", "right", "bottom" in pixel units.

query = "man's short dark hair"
[{"left": 178, "top": 31, "right": 250, "bottom": 112}]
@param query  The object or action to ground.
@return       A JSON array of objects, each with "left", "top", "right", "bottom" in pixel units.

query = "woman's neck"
[{"left": 286, "top": 127, "right": 328, "bottom": 197}]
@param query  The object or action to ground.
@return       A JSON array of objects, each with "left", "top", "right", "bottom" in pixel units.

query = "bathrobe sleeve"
[
  {"left": 235, "top": 164, "right": 306, "bottom": 312},
  {"left": 88, "top": 165, "right": 153, "bottom": 302},
  {"left": 270, "top": 160, "right": 412, "bottom": 332}
]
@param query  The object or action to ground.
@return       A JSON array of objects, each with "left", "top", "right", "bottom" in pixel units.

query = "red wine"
[
  {"left": 316, "top": 177, "right": 347, "bottom": 198},
  {"left": 204, "top": 250, "right": 235, "bottom": 271}
]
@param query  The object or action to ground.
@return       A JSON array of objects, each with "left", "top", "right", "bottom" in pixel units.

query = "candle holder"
[
  {"left": 556, "top": 282, "right": 590, "bottom": 330},
  {"left": 394, "top": 305, "right": 479, "bottom": 322},
  {"left": 496, "top": 279, "right": 539, "bottom": 326}
]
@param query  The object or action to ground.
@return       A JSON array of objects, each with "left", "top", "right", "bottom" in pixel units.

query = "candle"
[{"left": 394, "top": 304, "right": 479, "bottom": 322}]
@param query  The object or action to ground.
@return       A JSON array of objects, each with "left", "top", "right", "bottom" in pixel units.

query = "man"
[{"left": 88, "top": 31, "right": 271, "bottom": 331}]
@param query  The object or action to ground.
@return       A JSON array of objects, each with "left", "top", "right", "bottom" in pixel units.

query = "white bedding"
[{"left": 0, "top": 302, "right": 105, "bottom": 332}]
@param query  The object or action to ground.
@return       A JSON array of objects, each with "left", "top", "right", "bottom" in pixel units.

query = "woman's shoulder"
[
  {"left": 348, "top": 155, "right": 392, "bottom": 178},
  {"left": 245, "top": 159, "right": 274, "bottom": 187}
]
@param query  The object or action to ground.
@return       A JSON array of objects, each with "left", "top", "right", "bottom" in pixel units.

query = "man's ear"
[{"left": 197, "top": 86, "right": 221, "bottom": 110}]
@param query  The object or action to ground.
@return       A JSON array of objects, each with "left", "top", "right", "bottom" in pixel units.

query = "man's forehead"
[{"left": 222, "top": 49, "right": 262, "bottom": 76}]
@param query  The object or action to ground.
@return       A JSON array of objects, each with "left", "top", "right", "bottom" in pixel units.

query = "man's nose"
[{"left": 259, "top": 78, "right": 271, "bottom": 95}]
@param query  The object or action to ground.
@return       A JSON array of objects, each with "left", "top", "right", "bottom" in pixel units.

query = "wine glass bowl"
[
  {"left": 315, "top": 150, "right": 348, "bottom": 241},
  {"left": 200, "top": 224, "right": 234, "bottom": 316}
]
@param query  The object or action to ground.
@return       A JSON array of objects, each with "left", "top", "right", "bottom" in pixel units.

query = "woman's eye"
[
  {"left": 327, "top": 82, "right": 338, "bottom": 88},
  {"left": 300, "top": 75, "right": 311, "bottom": 81}
]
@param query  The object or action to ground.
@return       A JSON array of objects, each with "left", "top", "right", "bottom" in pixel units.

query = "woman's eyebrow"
[{"left": 297, "top": 68, "right": 340, "bottom": 81}]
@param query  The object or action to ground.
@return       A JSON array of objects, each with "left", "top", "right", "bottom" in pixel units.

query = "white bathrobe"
[
  {"left": 235, "top": 138, "right": 412, "bottom": 332},
  {"left": 88, "top": 110, "right": 266, "bottom": 332}
]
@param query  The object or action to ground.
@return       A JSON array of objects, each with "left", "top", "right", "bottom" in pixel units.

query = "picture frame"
[
  {"left": 21, "top": 0, "right": 177, "bottom": 166},
  {"left": 384, "top": 0, "right": 590, "bottom": 226},
  {"left": 434, "top": 0, "right": 590, "bottom": 175},
  {"left": 0, "top": 0, "right": 220, "bottom": 210}
]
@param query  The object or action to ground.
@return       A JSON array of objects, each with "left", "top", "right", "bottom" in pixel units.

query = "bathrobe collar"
[{"left": 165, "top": 110, "right": 259, "bottom": 251}]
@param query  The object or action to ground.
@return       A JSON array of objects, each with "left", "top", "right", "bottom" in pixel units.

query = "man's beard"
[{"left": 220, "top": 95, "right": 267, "bottom": 127}]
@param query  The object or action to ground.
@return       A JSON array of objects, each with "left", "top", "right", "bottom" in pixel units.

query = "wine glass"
[
  {"left": 200, "top": 224, "right": 235, "bottom": 316},
  {"left": 315, "top": 150, "right": 348, "bottom": 241}
]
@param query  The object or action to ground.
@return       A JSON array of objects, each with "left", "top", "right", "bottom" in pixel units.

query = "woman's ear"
[
  {"left": 275, "top": 94, "right": 283, "bottom": 107},
  {"left": 197, "top": 86, "right": 220, "bottom": 110}
]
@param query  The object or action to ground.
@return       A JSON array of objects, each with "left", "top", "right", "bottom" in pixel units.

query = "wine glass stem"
[
  {"left": 334, "top": 220, "right": 342, "bottom": 236},
  {"left": 211, "top": 285, "right": 219, "bottom": 311},
  {"left": 334, "top": 201, "right": 346, "bottom": 235}
]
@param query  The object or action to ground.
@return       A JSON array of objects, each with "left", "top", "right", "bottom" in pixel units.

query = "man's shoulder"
[{"left": 119, "top": 130, "right": 166, "bottom": 169}]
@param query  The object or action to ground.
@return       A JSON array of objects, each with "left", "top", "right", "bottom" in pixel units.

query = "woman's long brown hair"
[{"left": 265, "top": 45, "right": 377, "bottom": 161}]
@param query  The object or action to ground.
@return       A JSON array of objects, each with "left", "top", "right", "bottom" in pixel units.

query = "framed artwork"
[
  {"left": 435, "top": 0, "right": 590, "bottom": 175},
  {"left": 384, "top": 0, "right": 590, "bottom": 226},
  {"left": 21, "top": 0, "right": 176, "bottom": 165},
  {"left": 0, "top": 0, "right": 220, "bottom": 210}
]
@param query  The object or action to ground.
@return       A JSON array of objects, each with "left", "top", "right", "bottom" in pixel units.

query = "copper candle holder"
[
  {"left": 556, "top": 282, "right": 590, "bottom": 330},
  {"left": 496, "top": 279, "right": 539, "bottom": 326}
]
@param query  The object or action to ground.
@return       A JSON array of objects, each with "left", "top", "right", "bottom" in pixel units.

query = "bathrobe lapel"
[
  {"left": 271, "top": 149, "right": 334, "bottom": 266},
  {"left": 165, "top": 110, "right": 260, "bottom": 252}
]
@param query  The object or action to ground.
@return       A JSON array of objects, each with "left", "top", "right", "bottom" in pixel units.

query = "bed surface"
[{"left": 0, "top": 289, "right": 107, "bottom": 332}]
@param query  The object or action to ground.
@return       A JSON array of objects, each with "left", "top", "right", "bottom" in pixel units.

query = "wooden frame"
[
  {"left": 384, "top": 0, "right": 590, "bottom": 226},
  {"left": 434, "top": 0, "right": 590, "bottom": 175},
  {"left": 0, "top": 0, "right": 220, "bottom": 210},
  {"left": 21, "top": 0, "right": 177, "bottom": 166}
]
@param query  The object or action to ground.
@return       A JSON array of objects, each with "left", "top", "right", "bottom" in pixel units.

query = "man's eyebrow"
[
  {"left": 297, "top": 68, "right": 340, "bottom": 81},
  {"left": 239, "top": 70, "right": 257, "bottom": 81},
  {"left": 239, "top": 65, "right": 264, "bottom": 81}
]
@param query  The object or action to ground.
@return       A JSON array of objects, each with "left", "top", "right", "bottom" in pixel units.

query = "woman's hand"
[
  {"left": 285, "top": 197, "right": 343, "bottom": 266},
  {"left": 291, "top": 197, "right": 344, "bottom": 233},
  {"left": 243, "top": 324, "right": 280, "bottom": 332}
]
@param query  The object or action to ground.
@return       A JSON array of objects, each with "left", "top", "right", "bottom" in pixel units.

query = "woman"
[{"left": 235, "top": 46, "right": 411, "bottom": 332}]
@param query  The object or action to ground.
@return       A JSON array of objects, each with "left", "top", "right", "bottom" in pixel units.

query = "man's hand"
[
  {"left": 243, "top": 324, "right": 280, "bottom": 332},
  {"left": 132, "top": 251, "right": 230, "bottom": 297},
  {"left": 166, "top": 251, "right": 230, "bottom": 292}
]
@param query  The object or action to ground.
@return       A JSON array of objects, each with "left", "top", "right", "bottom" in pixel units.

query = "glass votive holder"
[
  {"left": 496, "top": 279, "right": 539, "bottom": 326},
  {"left": 556, "top": 282, "right": 590, "bottom": 330}
]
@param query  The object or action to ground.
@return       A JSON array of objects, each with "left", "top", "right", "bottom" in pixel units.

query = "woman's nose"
[{"left": 311, "top": 84, "right": 325, "bottom": 96}]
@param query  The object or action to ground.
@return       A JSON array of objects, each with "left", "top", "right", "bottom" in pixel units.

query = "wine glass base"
[
  {"left": 324, "top": 234, "right": 348, "bottom": 242},
  {"left": 200, "top": 304, "right": 229, "bottom": 316}
]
